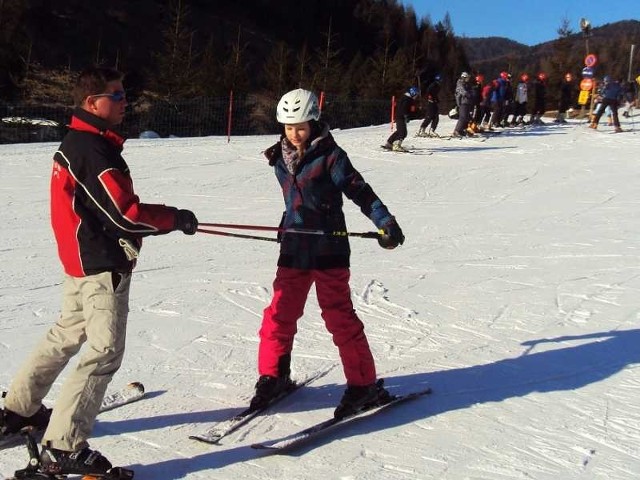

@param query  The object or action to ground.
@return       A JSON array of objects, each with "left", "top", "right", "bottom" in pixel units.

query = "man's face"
[{"left": 84, "top": 80, "right": 128, "bottom": 126}]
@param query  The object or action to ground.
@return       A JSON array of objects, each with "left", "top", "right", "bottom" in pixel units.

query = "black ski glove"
[
  {"left": 378, "top": 220, "right": 405, "bottom": 249},
  {"left": 175, "top": 209, "right": 198, "bottom": 235}
]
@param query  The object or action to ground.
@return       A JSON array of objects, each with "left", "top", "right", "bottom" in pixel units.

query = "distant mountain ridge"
[{"left": 459, "top": 20, "right": 640, "bottom": 79}]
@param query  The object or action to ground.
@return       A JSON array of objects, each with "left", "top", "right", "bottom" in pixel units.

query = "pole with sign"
[{"left": 579, "top": 53, "right": 598, "bottom": 119}]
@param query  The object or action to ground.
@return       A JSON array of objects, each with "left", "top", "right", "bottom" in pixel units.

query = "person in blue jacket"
[
  {"left": 253, "top": 88, "right": 405, "bottom": 419},
  {"left": 590, "top": 76, "right": 623, "bottom": 132}
]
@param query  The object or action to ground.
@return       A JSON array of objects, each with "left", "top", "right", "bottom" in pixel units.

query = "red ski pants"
[{"left": 258, "top": 266, "right": 377, "bottom": 386}]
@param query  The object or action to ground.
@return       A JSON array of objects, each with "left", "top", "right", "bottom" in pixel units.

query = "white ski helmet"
[{"left": 276, "top": 88, "right": 320, "bottom": 124}]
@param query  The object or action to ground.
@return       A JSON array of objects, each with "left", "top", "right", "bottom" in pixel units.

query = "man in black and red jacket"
[{"left": 1, "top": 66, "right": 197, "bottom": 476}]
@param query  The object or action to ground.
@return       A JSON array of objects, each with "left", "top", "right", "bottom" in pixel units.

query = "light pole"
[{"left": 580, "top": 18, "right": 592, "bottom": 56}]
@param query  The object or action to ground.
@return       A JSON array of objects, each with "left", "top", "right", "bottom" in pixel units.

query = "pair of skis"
[
  {"left": 190, "top": 370, "right": 431, "bottom": 453},
  {"left": 189, "top": 369, "right": 332, "bottom": 444}
]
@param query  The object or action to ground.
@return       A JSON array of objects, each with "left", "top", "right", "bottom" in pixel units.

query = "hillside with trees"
[
  {"left": 0, "top": 0, "right": 470, "bottom": 105},
  {"left": 0, "top": 1, "right": 637, "bottom": 141},
  {"left": 463, "top": 20, "right": 640, "bottom": 85}
]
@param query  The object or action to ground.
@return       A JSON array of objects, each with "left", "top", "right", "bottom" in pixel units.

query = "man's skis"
[
  {"left": 0, "top": 382, "right": 145, "bottom": 450},
  {"left": 251, "top": 386, "right": 432, "bottom": 453},
  {"left": 100, "top": 381, "right": 146, "bottom": 412},
  {"left": 189, "top": 369, "right": 332, "bottom": 445}
]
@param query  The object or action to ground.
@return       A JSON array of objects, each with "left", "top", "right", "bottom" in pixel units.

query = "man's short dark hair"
[{"left": 73, "top": 66, "right": 124, "bottom": 106}]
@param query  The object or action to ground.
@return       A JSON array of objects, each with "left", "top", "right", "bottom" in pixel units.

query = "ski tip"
[
  {"left": 188, "top": 435, "right": 221, "bottom": 445},
  {"left": 250, "top": 443, "right": 277, "bottom": 450},
  {"left": 127, "top": 382, "right": 145, "bottom": 393}
]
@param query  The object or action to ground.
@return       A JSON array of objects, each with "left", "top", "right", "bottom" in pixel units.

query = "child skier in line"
[
  {"left": 252, "top": 88, "right": 405, "bottom": 419},
  {"left": 416, "top": 75, "right": 442, "bottom": 137},
  {"left": 384, "top": 86, "right": 419, "bottom": 151}
]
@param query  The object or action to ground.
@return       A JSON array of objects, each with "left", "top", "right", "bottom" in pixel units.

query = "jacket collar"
[{"left": 69, "top": 107, "right": 126, "bottom": 150}]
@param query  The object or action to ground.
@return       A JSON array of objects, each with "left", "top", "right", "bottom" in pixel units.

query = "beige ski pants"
[{"left": 4, "top": 271, "right": 131, "bottom": 451}]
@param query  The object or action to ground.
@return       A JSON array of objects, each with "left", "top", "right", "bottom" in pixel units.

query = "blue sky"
[{"left": 402, "top": 0, "right": 635, "bottom": 46}]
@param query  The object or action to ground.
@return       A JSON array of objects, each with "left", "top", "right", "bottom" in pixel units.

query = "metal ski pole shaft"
[
  {"left": 196, "top": 228, "right": 277, "bottom": 242},
  {"left": 198, "top": 222, "right": 381, "bottom": 239}
]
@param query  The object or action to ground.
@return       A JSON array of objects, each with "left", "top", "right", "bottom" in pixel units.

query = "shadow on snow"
[{"left": 120, "top": 327, "right": 640, "bottom": 477}]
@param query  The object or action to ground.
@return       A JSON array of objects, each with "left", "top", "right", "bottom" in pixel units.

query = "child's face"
[{"left": 284, "top": 122, "right": 311, "bottom": 147}]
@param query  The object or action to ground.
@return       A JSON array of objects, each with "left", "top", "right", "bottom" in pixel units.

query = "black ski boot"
[
  {"left": 12, "top": 432, "right": 133, "bottom": 480},
  {"left": 249, "top": 354, "right": 294, "bottom": 411},
  {"left": 40, "top": 445, "right": 113, "bottom": 476},
  {"left": 1, "top": 404, "right": 51, "bottom": 436},
  {"left": 249, "top": 375, "right": 294, "bottom": 411},
  {"left": 334, "top": 379, "right": 392, "bottom": 419}
]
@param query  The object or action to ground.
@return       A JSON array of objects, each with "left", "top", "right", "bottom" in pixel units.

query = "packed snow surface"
[{"left": 1, "top": 117, "right": 640, "bottom": 479}]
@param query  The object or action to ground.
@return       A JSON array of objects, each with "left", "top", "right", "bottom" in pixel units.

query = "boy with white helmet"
[
  {"left": 453, "top": 72, "right": 473, "bottom": 137},
  {"left": 252, "top": 88, "right": 405, "bottom": 418}
]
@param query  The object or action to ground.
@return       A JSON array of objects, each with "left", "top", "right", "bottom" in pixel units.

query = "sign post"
[{"left": 579, "top": 54, "right": 598, "bottom": 119}]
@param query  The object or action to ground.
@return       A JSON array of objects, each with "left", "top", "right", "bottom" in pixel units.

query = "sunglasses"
[{"left": 89, "top": 90, "right": 127, "bottom": 102}]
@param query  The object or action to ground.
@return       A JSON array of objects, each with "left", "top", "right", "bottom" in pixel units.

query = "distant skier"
[
  {"left": 511, "top": 73, "right": 529, "bottom": 126},
  {"left": 384, "top": 86, "right": 420, "bottom": 151},
  {"left": 416, "top": 74, "right": 442, "bottom": 137},
  {"left": 452, "top": 72, "right": 474, "bottom": 137},
  {"left": 489, "top": 71, "right": 509, "bottom": 129},
  {"left": 469, "top": 73, "right": 485, "bottom": 133},
  {"left": 555, "top": 72, "right": 575, "bottom": 123},
  {"left": 254, "top": 88, "right": 405, "bottom": 419},
  {"left": 530, "top": 72, "right": 548, "bottom": 125},
  {"left": 590, "top": 75, "right": 623, "bottom": 132}
]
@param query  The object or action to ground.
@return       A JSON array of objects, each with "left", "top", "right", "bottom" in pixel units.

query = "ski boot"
[
  {"left": 392, "top": 140, "right": 408, "bottom": 152},
  {"left": 334, "top": 379, "right": 392, "bottom": 419},
  {"left": 10, "top": 432, "right": 134, "bottom": 480},
  {"left": 1, "top": 399, "right": 51, "bottom": 437},
  {"left": 249, "top": 375, "right": 294, "bottom": 411}
]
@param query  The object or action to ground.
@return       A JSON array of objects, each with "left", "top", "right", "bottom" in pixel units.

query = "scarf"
[{"left": 281, "top": 138, "right": 301, "bottom": 175}]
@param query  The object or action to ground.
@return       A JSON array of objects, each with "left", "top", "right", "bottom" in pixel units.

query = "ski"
[
  {"left": 189, "top": 368, "right": 333, "bottom": 445},
  {"left": 451, "top": 135, "right": 487, "bottom": 142},
  {"left": 414, "top": 132, "right": 451, "bottom": 140},
  {"left": 379, "top": 145, "right": 433, "bottom": 155},
  {"left": 99, "top": 381, "right": 145, "bottom": 412},
  {"left": 1, "top": 382, "right": 145, "bottom": 450},
  {"left": 250, "top": 386, "right": 432, "bottom": 453}
]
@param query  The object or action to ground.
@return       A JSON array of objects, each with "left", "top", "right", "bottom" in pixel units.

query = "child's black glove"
[{"left": 378, "top": 221, "right": 405, "bottom": 249}]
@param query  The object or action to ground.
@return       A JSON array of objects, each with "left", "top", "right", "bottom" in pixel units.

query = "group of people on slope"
[
  {"left": 449, "top": 70, "right": 558, "bottom": 137},
  {"left": 0, "top": 68, "right": 405, "bottom": 477},
  {"left": 384, "top": 69, "right": 637, "bottom": 146}
]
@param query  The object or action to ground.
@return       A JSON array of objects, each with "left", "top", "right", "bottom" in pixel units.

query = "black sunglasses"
[{"left": 89, "top": 90, "right": 127, "bottom": 102}]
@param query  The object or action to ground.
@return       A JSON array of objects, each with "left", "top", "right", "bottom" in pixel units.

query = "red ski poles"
[{"left": 197, "top": 222, "right": 382, "bottom": 242}]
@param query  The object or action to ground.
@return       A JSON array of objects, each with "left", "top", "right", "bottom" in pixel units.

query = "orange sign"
[
  {"left": 580, "top": 78, "right": 594, "bottom": 91},
  {"left": 584, "top": 54, "right": 597, "bottom": 67}
]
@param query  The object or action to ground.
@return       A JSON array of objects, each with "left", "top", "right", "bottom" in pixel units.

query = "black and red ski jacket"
[{"left": 51, "top": 108, "right": 178, "bottom": 277}]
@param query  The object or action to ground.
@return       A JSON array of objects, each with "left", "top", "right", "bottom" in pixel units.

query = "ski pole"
[
  {"left": 198, "top": 222, "right": 382, "bottom": 239},
  {"left": 196, "top": 228, "right": 277, "bottom": 242}
]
